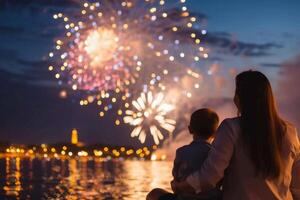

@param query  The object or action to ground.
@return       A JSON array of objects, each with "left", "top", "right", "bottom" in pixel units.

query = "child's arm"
[
  {"left": 172, "top": 149, "right": 185, "bottom": 194},
  {"left": 172, "top": 149, "right": 180, "bottom": 181}
]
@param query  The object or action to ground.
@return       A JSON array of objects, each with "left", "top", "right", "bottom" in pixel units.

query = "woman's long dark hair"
[{"left": 235, "top": 70, "right": 286, "bottom": 179}]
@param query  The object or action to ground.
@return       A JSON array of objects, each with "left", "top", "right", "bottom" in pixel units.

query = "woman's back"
[
  {"left": 222, "top": 117, "right": 300, "bottom": 200},
  {"left": 184, "top": 71, "right": 300, "bottom": 199}
]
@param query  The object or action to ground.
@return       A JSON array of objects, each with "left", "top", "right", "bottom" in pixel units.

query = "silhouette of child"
[{"left": 147, "top": 108, "right": 221, "bottom": 200}]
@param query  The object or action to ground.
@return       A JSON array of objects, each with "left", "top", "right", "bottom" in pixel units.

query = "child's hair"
[{"left": 189, "top": 108, "right": 219, "bottom": 139}]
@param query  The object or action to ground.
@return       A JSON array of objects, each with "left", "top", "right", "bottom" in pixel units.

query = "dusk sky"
[{"left": 1, "top": 0, "right": 300, "bottom": 146}]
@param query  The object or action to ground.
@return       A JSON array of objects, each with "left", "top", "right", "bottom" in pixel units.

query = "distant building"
[{"left": 71, "top": 129, "right": 78, "bottom": 145}]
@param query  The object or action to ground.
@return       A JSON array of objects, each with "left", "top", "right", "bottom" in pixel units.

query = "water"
[{"left": 0, "top": 157, "right": 173, "bottom": 200}]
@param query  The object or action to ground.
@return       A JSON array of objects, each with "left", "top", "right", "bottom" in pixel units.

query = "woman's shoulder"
[
  {"left": 216, "top": 117, "right": 241, "bottom": 141},
  {"left": 284, "top": 120, "right": 297, "bottom": 131},
  {"left": 221, "top": 117, "right": 241, "bottom": 129},
  {"left": 283, "top": 120, "right": 299, "bottom": 155},
  {"left": 283, "top": 120, "right": 298, "bottom": 139},
  {"left": 222, "top": 117, "right": 240, "bottom": 123}
]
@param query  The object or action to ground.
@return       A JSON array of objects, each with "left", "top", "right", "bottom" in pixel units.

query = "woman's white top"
[{"left": 187, "top": 117, "right": 300, "bottom": 200}]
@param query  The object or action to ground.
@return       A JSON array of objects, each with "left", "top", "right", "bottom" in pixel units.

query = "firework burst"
[
  {"left": 48, "top": 0, "right": 211, "bottom": 144},
  {"left": 124, "top": 91, "right": 176, "bottom": 145}
]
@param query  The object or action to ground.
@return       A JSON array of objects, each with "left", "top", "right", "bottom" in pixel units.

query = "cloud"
[
  {"left": 0, "top": 48, "right": 40, "bottom": 73},
  {"left": 16, "top": 58, "right": 52, "bottom": 69},
  {"left": 0, "top": 25, "right": 25, "bottom": 35},
  {"left": 202, "top": 32, "right": 283, "bottom": 57},
  {"left": 0, "top": 48, "right": 19, "bottom": 60},
  {"left": 260, "top": 63, "right": 281, "bottom": 68},
  {"left": 1, "top": 0, "right": 79, "bottom": 9},
  {"left": 175, "top": 25, "right": 282, "bottom": 57},
  {"left": 0, "top": 54, "right": 56, "bottom": 87},
  {"left": 206, "top": 56, "right": 226, "bottom": 61},
  {"left": 2, "top": 1, "right": 281, "bottom": 60},
  {"left": 14, "top": 58, "right": 58, "bottom": 86},
  {"left": 166, "top": 8, "right": 207, "bottom": 21},
  {"left": 0, "top": 69, "right": 25, "bottom": 82},
  {"left": 16, "top": 58, "right": 50, "bottom": 72},
  {"left": 277, "top": 55, "right": 300, "bottom": 132},
  {"left": 0, "top": 48, "right": 26, "bottom": 75},
  {"left": 0, "top": 23, "right": 58, "bottom": 39}
]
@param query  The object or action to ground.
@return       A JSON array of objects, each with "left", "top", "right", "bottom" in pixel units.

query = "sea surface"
[{"left": 0, "top": 157, "right": 173, "bottom": 200}]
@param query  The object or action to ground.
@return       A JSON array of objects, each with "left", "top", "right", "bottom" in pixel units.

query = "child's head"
[{"left": 188, "top": 108, "right": 219, "bottom": 140}]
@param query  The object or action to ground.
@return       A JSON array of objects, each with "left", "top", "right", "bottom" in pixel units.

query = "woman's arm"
[
  {"left": 291, "top": 157, "right": 300, "bottom": 200},
  {"left": 291, "top": 128, "right": 300, "bottom": 200},
  {"left": 186, "top": 119, "right": 236, "bottom": 193}
]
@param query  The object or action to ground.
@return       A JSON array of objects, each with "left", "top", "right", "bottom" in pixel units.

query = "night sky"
[{"left": 1, "top": 0, "right": 300, "bottom": 146}]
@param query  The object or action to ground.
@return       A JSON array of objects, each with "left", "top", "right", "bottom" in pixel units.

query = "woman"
[{"left": 174, "top": 70, "right": 300, "bottom": 199}]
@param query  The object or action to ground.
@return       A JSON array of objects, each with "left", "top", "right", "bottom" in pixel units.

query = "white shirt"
[{"left": 187, "top": 117, "right": 300, "bottom": 200}]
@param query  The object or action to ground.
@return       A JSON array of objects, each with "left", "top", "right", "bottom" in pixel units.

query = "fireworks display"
[
  {"left": 124, "top": 91, "right": 176, "bottom": 145},
  {"left": 49, "top": 0, "right": 210, "bottom": 145}
]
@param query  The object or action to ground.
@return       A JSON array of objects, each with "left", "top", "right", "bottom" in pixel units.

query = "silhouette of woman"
[{"left": 173, "top": 70, "right": 300, "bottom": 200}]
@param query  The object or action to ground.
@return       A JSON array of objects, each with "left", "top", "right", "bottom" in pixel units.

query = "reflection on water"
[
  {"left": 0, "top": 157, "right": 172, "bottom": 199},
  {"left": 3, "top": 157, "right": 22, "bottom": 197}
]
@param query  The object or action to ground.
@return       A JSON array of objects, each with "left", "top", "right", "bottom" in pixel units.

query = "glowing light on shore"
[
  {"left": 3, "top": 145, "right": 153, "bottom": 160},
  {"left": 151, "top": 153, "right": 157, "bottom": 161}
]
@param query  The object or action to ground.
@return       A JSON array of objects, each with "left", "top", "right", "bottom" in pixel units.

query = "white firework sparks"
[
  {"left": 49, "top": 0, "right": 209, "bottom": 121},
  {"left": 123, "top": 91, "right": 176, "bottom": 145}
]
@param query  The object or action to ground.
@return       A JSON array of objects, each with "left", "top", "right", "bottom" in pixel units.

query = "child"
[{"left": 147, "top": 108, "right": 221, "bottom": 200}]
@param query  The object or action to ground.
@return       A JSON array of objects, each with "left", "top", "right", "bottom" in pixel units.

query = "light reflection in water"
[
  {"left": 122, "top": 161, "right": 172, "bottom": 200},
  {"left": 3, "top": 157, "right": 22, "bottom": 197},
  {"left": 0, "top": 158, "right": 173, "bottom": 199}
]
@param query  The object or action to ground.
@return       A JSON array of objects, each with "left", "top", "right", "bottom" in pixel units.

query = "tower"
[{"left": 71, "top": 129, "right": 78, "bottom": 145}]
